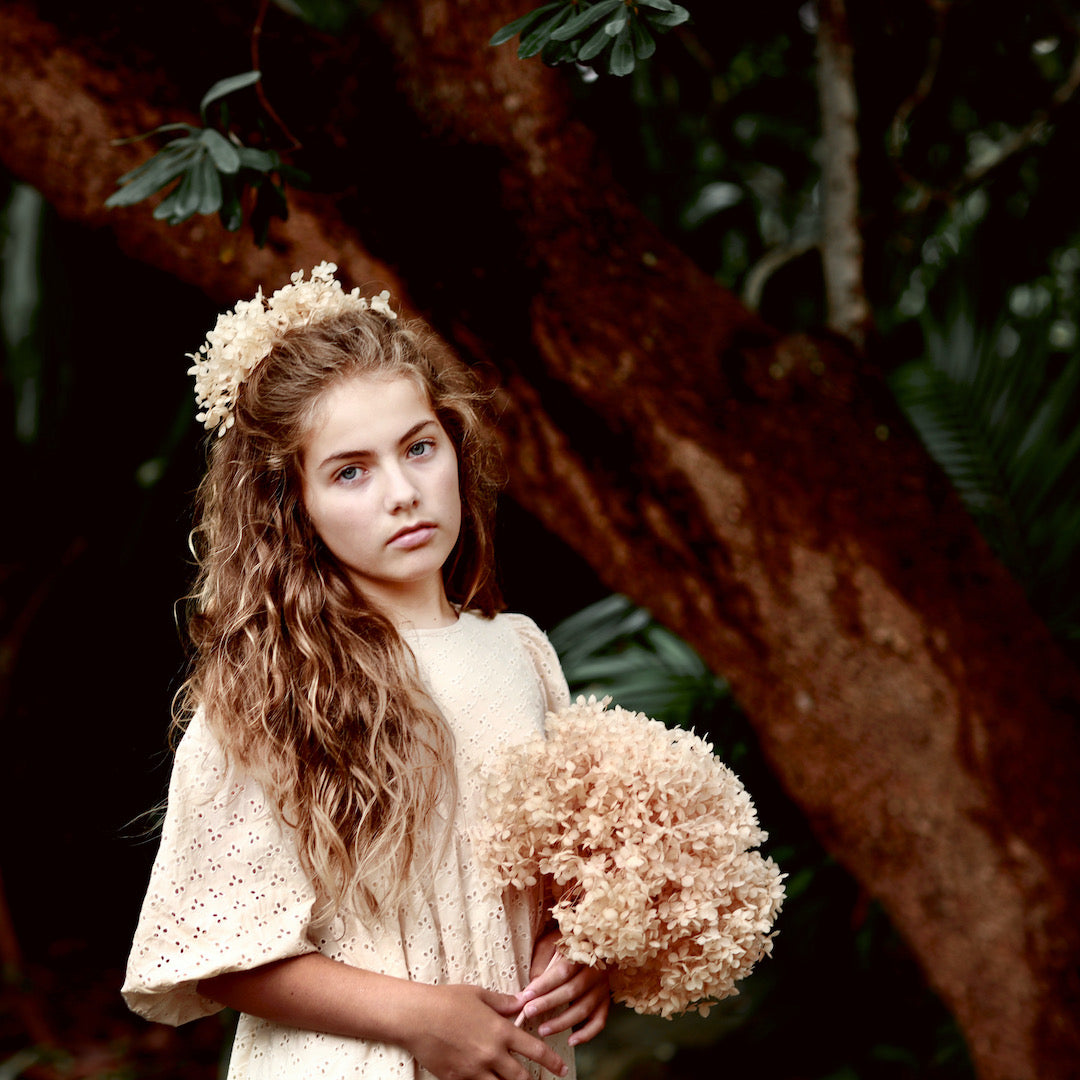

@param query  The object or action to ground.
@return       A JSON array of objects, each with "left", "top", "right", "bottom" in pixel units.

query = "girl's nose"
[{"left": 384, "top": 464, "right": 420, "bottom": 510}]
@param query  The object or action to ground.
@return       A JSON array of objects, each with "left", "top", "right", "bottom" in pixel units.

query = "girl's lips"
[{"left": 388, "top": 524, "right": 436, "bottom": 549}]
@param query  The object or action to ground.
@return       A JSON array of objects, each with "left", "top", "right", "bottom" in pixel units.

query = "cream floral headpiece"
[{"left": 187, "top": 261, "right": 397, "bottom": 436}]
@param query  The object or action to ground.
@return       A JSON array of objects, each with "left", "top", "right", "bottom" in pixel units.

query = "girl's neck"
[{"left": 362, "top": 578, "right": 459, "bottom": 631}]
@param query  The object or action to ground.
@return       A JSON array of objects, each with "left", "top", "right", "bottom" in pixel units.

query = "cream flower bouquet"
[{"left": 474, "top": 696, "right": 785, "bottom": 1017}]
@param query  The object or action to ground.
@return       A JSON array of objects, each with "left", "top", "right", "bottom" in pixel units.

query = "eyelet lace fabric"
[{"left": 123, "top": 612, "right": 573, "bottom": 1080}]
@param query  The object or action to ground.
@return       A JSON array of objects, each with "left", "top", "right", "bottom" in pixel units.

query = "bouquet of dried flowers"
[{"left": 474, "top": 696, "right": 785, "bottom": 1017}]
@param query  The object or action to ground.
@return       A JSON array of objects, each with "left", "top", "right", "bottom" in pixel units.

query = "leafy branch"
[
  {"left": 105, "top": 71, "right": 306, "bottom": 245},
  {"left": 490, "top": 0, "right": 690, "bottom": 77}
]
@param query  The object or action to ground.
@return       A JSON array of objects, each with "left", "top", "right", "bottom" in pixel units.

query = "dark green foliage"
[
  {"left": 106, "top": 71, "right": 305, "bottom": 245},
  {"left": 892, "top": 301, "right": 1080, "bottom": 644},
  {"left": 567, "top": 14, "right": 822, "bottom": 325},
  {"left": 288, "top": 0, "right": 358, "bottom": 34},
  {"left": 489, "top": 0, "right": 689, "bottom": 76},
  {"left": 549, "top": 593, "right": 730, "bottom": 729}
]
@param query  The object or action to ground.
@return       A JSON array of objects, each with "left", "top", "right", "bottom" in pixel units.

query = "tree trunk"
[{"left": 1, "top": 3, "right": 1078, "bottom": 1076}]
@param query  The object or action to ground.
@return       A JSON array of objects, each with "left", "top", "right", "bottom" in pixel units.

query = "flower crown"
[{"left": 187, "top": 261, "right": 398, "bottom": 436}]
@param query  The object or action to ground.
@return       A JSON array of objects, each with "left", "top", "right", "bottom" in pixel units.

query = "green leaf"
[
  {"left": 644, "top": 4, "right": 689, "bottom": 28},
  {"left": 1012, "top": 362, "right": 1080, "bottom": 522},
  {"left": 172, "top": 169, "right": 205, "bottom": 223},
  {"left": 194, "top": 155, "right": 224, "bottom": 215},
  {"left": 891, "top": 299, "right": 1080, "bottom": 621},
  {"left": 236, "top": 147, "right": 278, "bottom": 172},
  {"left": 250, "top": 176, "right": 290, "bottom": 247},
  {"left": 577, "top": 20, "right": 614, "bottom": 61},
  {"left": 644, "top": 625, "right": 708, "bottom": 677},
  {"left": 603, "top": 12, "right": 628, "bottom": 35},
  {"left": 199, "top": 128, "right": 241, "bottom": 174},
  {"left": 113, "top": 139, "right": 198, "bottom": 185},
  {"left": 105, "top": 145, "right": 201, "bottom": 207},
  {"left": 289, "top": 0, "right": 355, "bottom": 33},
  {"left": 276, "top": 163, "right": 310, "bottom": 185},
  {"left": 550, "top": 0, "right": 622, "bottom": 42},
  {"left": 541, "top": 35, "right": 580, "bottom": 64},
  {"left": 783, "top": 867, "right": 816, "bottom": 901},
  {"left": 569, "top": 649, "right": 657, "bottom": 683},
  {"left": 548, "top": 595, "right": 650, "bottom": 667},
  {"left": 153, "top": 165, "right": 201, "bottom": 224},
  {"left": 609, "top": 23, "right": 636, "bottom": 74},
  {"left": 218, "top": 178, "right": 244, "bottom": 232},
  {"left": 631, "top": 16, "right": 656, "bottom": 58},
  {"left": 518, "top": 5, "right": 574, "bottom": 58},
  {"left": 635, "top": 0, "right": 675, "bottom": 9},
  {"left": 574, "top": 603, "right": 651, "bottom": 652},
  {"left": 550, "top": 595, "right": 730, "bottom": 730},
  {"left": 489, "top": 2, "right": 562, "bottom": 46},
  {"left": 200, "top": 70, "right": 261, "bottom": 119},
  {"left": 111, "top": 122, "right": 197, "bottom": 146}
]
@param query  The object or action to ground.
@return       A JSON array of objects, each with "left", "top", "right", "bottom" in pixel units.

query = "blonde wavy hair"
[{"left": 177, "top": 307, "right": 502, "bottom": 920}]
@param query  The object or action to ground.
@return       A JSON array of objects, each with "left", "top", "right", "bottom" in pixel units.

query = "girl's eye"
[
  {"left": 337, "top": 465, "right": 365, "bottom": 483},
  {"left": 407, "top": 439, "right": 436, "bottom": 458}
]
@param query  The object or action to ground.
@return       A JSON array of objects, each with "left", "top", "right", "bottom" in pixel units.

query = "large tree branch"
[{"left": 2, "top": 4, "right": 1079, "bottom": 1077}]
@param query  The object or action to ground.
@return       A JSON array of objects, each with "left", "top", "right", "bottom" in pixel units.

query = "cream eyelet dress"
[{"left": 123, "top": 611, "right": 574, "bottom": 1080}]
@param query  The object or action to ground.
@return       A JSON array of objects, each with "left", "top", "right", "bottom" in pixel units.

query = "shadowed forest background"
[{"left": 2, "top": 1, "right": 1079, "bottom": 1078}]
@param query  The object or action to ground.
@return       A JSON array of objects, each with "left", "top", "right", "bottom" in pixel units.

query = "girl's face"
[{"left": 300, "top": 373, "right": 462, "bottom": 618}]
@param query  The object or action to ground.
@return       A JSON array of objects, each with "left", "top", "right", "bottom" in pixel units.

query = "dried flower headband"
[{"left": 187, "top": 261, "right": 398, "bottom": 436}]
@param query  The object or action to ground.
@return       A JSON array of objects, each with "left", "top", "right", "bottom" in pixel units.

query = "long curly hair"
[{"left": 177, "top": 307, "right": 502, "bottom": 920}]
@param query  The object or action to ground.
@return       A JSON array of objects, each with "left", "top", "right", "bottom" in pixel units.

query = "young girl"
[{"left": 122, "top": 264, "right": 610, "bottom": 1079}]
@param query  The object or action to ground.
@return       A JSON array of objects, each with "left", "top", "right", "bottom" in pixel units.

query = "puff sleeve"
[
  {"left": 502, "top": 613, "right": 571, "bottom": 715},
  {"left": 122, "top": 713, "right": 319, "bottom": 1026}
]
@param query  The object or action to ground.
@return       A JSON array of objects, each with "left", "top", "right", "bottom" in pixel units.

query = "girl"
[{"left": 122, "top": 264, "right": 610, "bottom": 1080}]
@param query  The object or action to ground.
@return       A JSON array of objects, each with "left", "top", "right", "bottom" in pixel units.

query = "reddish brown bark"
[{"left": 1, "top": 3, "right": 1078, "bottom": 1077}]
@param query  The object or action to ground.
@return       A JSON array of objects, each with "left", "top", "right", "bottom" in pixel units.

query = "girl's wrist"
[{"left": 381, "top": 977, "right": 438, "bottom": 1052}]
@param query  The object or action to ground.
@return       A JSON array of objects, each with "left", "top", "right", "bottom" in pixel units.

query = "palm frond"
[
  {"left": 891, "top": 301, "right": 1080, "bottom": 640},
  {"left": 550, "top": 595, "right": 729, "bottom": 730}
]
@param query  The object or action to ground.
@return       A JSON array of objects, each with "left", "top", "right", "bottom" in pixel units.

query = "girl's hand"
[
  {"left": 404, "top": 982, "right": 568, "bottom": 1080},
  {"left": 518, "top": 929, "right": 611, "bottom": 1046},
  {"left": 203, "top": 957, "right": 566, "bottom": 1080}
]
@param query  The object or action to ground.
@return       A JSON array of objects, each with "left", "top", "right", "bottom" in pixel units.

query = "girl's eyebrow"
[{"left": 317, "top": 419, "right": 439, "bottom": 470}]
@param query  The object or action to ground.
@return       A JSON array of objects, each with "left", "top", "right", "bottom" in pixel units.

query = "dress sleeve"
[
  {"left": 121, "top": 713, "right": 319, "bottom": 1027},
  {"left": 502, "top": 613, "right": 571, "bottom": 714}
]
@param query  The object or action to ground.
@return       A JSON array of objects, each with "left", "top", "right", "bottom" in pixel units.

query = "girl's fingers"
[
  {"left": 521, "top": 955, "right": 576, "bottom": 1000},
  {"left": 521, "top": 966, "right": 601, "bottom": 1022},
  {"left": 488, "top": 1053, "right": 533, "bottom": 1080},
  {"left": 484, "top": 988, "right": 531, "bottom": 1018},
  {"left": 537, "top": 983, "right": 609, "bottom": 1037},
  {"left": 478, "top": 988, "right": 570, "bottom": 1075},
  {"left": 414, "top": 985, "right": 568, "bottom": 1080},
  {"left": 509, "top": 1027, "right": 568, "bottom": 1078},
  {"left": 567, "top": 995, "right": 610, "bottom": 1047}
]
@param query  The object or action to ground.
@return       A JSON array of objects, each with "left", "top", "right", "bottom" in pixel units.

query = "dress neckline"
[{"left": 400, "top": 609, "right": 475, "bottom": 637}]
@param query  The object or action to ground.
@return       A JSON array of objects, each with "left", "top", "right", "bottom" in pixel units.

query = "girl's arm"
[
  {"left": 200, "top": 954, "right": 568, "bottom": 1080},
  {"left": 517, "top": 929, "right": 611, "bottom": 1046}
]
